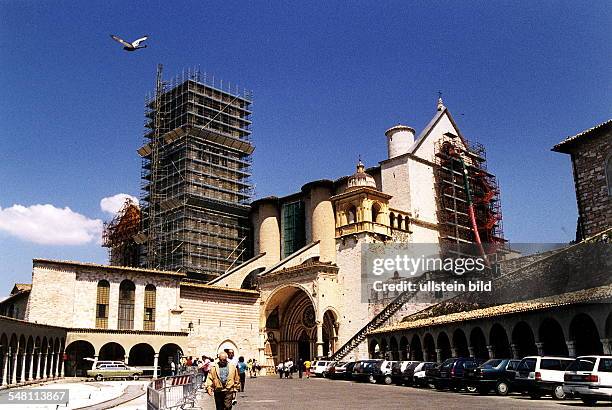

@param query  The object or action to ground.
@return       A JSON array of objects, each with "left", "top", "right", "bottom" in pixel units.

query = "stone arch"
[
  {"left": 410, "top": 334, "right": 423, "bottom": 361},
  {"left": 65, "top": 340, "right": 95, "bottom": 377},
  {"left": 218, "top": 339, "right": 239, "bottom": 357},
  {"left": 452, "top": 328, "right": 469, "bottom": 357},
  {"left": 389, "top": 212, "right": 396, "bottom": 228},
  {"left": 489, "top": 323, "right": 511, "bottom": 358},
  {"left": 389, "top": 336, "right": 399, "bottom": 361},
  {"left": 397, "top": 215, "right": 404, "bottom": 230},
  {"left": 470, "top": 327, "right": 488, "bottom": 359},
  {"left": 371, "top": 202, "right": 383, "bottom": 223},
  {"left": 159, "top": 343, "right": 183, "bottom": 376},
  {"left": 25, "top": 336, "right": 34, "bottom": 381},
  {"left": 569, "top": 313, "right": 603, "bottom": 356},
  {"left": 0, "top": 333, "right": 8, "bottom": 385},
  {"left": 322, "top": 309, "right": 339, "bottom": 356},
  {"left": 423, "top": 333, "right": 435, "bottom": 362},
  {"left": 437, "top": 332, "right": 452, "bottom": 361},
  {"left": 399, "top": 336, "right": 409, "bottom": 360},
  {"left": 539, "top": 317, "right": 568, "bottom": 356},
  {"left": 99, "top": 342, "right": 126, "bottom": 361},
  {"left": 511, "top": 321, "right": 537, "bottom": 358},
  {"left": 347, "top": 204, "right": 357, "bottom": 224},
  {"left": 129, "top": 343, "right": 155, "bottom": 368}
]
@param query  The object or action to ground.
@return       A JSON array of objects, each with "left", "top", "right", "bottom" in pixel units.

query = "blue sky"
[{"left": 0, "top": 1, "right": 610, "bottom": 296}]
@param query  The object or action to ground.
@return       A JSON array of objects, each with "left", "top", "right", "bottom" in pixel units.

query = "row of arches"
[
  {"left": 370, "top": 310, "right": 612, "bottom": 362},
  {"left": 389, "top": 212, "right": 409, "bottom": 231},
  {"left": 0, "top": 333, "right": 65, "bottom": 386}
]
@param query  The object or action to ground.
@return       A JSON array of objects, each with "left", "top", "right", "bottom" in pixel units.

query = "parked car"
[
  {"left": 327, "top": 361, "right": 348, "bottom": 379},
  {"left": 311, "top": 360, "right": 334, "bottom": 377},
  {"left": 343, "top": 361, "right": 357, "bottom": 380},
  {"left": 432, "top": 357, "right": 484, "bottom": 391},
  {"left": 87, "top": 362, "right": 143, "bottom": 381},
  {"left": 514, "top": 356, "right": 574, "bottom": 399},
  {"left": 563, "top": 356, "right": 612, "bottom": 405},
  {"left": 391, "top": 361, "right": 419, "bottom": 385},
  {"left": 423, "top": 362, "right": 441, "bottom": 388},
  {"left": 352, "top": 359, "right": 383, "bottom": 383},
  {"left": 464, "top": 358, "right": 520, "bottom": 395},
  {"left": 404, "top": 362, "right": 437, "bottom": 387}
]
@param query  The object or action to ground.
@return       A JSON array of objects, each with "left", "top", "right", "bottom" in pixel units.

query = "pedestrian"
[
  {"left": 237, "top": 356, "right": 247, "bottom": 392},
  {"left": 252, "top": 359, "right": 259, "bottom": 378},
  {"left": 304, "top": 359, "right": 311, "bottom": 378},
  {"left": 298, "top": 358, "right": 304, "bottom": 379},
  {"left": 227, "top": 349, "right": 239, "bottom": 367},
  {"left": 246, "top": 359, "right": 253, "bottom": 378},
  {"left": 284, "top": 358, "right": 293, "bottom": 379},
  {"left": 277, "top": 362, "right": 284, "bottom": 379},
  {"left": 205, "top": 352, "right": 241, "bottom": 410},
  {"left": 170, "top": 360, "right": 176, "bottom": 376},
  {"left": 202, "top": 355, "right": 212, "bottom": 380}
]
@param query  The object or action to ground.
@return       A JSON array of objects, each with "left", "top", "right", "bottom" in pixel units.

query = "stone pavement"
[{"left": 195, "top": 375, "right": 599, "bottom": 409}]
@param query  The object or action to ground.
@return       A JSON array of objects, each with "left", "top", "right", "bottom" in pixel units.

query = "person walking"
[
  {"left": 284, "top": 358, "right": 293, "bottom": 379},
  {"left": 304, "top": 359, "right": 311, "bottom": 378},
  {"left": 227, "top": 349, "right": 238, "bottom": 368},
  {"left": 237, "top": 356, "right": 247, "bottom": 392},
  {"left": 277, "top": 361, "right": 284, "bottom": 379},
  {"left": 297, "top": 358, "right": 304, "bottom": 379},
  {"left": 205, "top": 352, "right": 241, "bottom": 410}
]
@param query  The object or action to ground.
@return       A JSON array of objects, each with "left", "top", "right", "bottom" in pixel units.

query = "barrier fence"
[{"left": 147, "top": 371, "right": 205, "bottom": 410}]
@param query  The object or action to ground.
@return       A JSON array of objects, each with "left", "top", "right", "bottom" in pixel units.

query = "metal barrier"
[{"left": 147, "top": 371, "right": 205, "bottom": 410}]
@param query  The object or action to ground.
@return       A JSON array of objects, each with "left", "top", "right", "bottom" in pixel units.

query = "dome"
[{"left": 347, "top": 160, "right": 376, "bottom": 190}]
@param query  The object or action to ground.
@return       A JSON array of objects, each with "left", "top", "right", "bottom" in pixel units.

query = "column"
[
  {"left": 467, "top": 346, "right": 475, "bottom": 358},
  {"left": 11, "top": 348, "right": 18, "bottom": 384},
  {"left": 55, "top": 352, "right": 61, "bottom": 377},
  {"left": 486, "top": 345, "right": 495, "bottom": 359},
  {"left": 93, "top": 355, "right": 99, "bottom": 370},
  {"left": 124, "top": 355, "right": 129, "bottom": 365},
  {"left": 49, "top": 351, "right": 55, "bottom": 378},
  {"left": 20, "top": 350, "right": 26, "bottom": 382},
  {"left": 59, "top": 352, "right": 64, "bottom": 377},
  {"left": 38, "top": 353, "right": 45, "bottom": 380},
  {"left": 566, "top": 341, "right": 576, "bottom": 357},
  {"left": 153, "top": 354, "right": 159, "bottom": 379},
  {"left": 316, "top": 322, "right": 324, "bottom": 358},
  {"left": 535, "top": 342, "right": 544, "bottom": 356},
  {"left": 601, "top": 339, "right": 612, "bottom": 355},
  {"left": 42, "top": 352, "right": 48, "bottom": 378},
  {"left": 2, "top": 352, "right": 8, "bottom": 386},
  {"left": 435, "top": 348, "right": 442, "bottom": 363},
  {"left": 451, "top": 347, "right": 458, "bottom": 358},
  {"left": 510, "top": 344, "right": 520, "bottom": 359},
  {"left": 28, "top": 351, "right": 35, "bottom": 380}
]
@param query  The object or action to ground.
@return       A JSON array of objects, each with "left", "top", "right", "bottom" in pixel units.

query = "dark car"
[
  {"left": 403, "top": 361, "right": 437, "bottom": 386},
  {"left": 424, "top": 362, "right": 441, "bottom": 388},
  {"left": 352, "top": 359, "right": 384, "bottom": 383},
  {"left": 391, "top": 361, "right": 419, "bottom": 385},
  {"left": 464, "top": 358, "right": 520, "bottom": 395},
  {"left": 343, "top": 361, "right": 357, "bottom": 380},
  {"left": 433, "top": 357, "right": 485, "bottom": 391},
  {"left": 327, "top": 361, "right": 348, "bottom": 379}
]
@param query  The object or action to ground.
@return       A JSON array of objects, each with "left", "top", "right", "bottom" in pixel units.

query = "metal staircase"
[{"left": 329, "top": 288, "right": 416, "bottom": 361}]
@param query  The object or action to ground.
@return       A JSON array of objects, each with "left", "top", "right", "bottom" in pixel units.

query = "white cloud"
[
  {"left": 0, "top": 204, "right": 103, "bottom": 245},
  {"left": 100, "top": 193, "right": 139, "bottom": 215}
]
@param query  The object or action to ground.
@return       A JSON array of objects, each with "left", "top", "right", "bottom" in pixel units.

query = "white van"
[
  {"left": 563, "top": 356, "right": 612, "bottom": 405},
  {"left": 311, "top": 360, "right": 333, "bottom": 377},
  {"left": 515, "top": 356, "right": 574, "bottom": 399}
]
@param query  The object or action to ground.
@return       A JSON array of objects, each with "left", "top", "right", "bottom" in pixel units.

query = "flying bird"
[{"left": 110, "top": 34, "right": 149, "bottom": 51}]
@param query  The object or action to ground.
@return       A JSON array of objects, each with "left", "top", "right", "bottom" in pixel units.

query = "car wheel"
[
  {"left": 95, "top": 374, "right": 103, "bottom": 381},
  {"left": 552, "top": 385, "right": 565, "bottom": 400},
  {"left": 581, "top": 396, "right": 598, "bottom": 406},
  {"left": 133, "top": 374, "right": 140, "bottom": 381},
  {"left": 383, "top": 375, "right": 392, "bottom": 385},
  {"left": 368, "top": 375, "right": 376, "bottom": 384},
  {"left": 529, "top": 391, "right": 541, "bottom": 400},
  {"left": 466, "top": 385, "right": 477, "bottom": 393},
  {"left": 495, "top": 381, "right": 509, "bottom": 396},
  {"left": 322, "top": 372, "right": 327, "bottom": 378}
]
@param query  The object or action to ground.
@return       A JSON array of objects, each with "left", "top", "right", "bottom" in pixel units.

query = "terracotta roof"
[
  {"left": 552, "top": 119, "right": 612, "bottom": 153},
  {"left": 33, "top": 259, "right": 187, "bottom": 277},
  {"left": 11, "top": 283, "right": 32, "bottom": 294},
  {"left": 371, "top": 284, "right": 612, "bottom": 334}
]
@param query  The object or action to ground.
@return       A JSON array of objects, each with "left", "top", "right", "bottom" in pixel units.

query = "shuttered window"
[
  {"left": 143, "top": 284, "right": 156, "bottom": 331},
  {"left": 96, "top": 280, "right": 110, "bottom": 329}
]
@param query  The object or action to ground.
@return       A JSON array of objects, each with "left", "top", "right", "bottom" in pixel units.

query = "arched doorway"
[
  {"left": 437, "top": 332, "right": 452, "bottom": 361},
  {"left": 99, "top": 342, "right": 125, "bottom": 362},
  {"left": 452, "top": 329, "right": 469, "bottom": 357},
  {"left": 65, "top": 340, "right": 95, "bottom": 377},
  {"left": 129, "top": 343, "right": 155, "bottom": 368},
  {"left": 570, "top": 313, "right": 603, "bottom": 356},
  {"left": 159, "top": 343, "right": 183, "bottom": 376},
  {"left": 410, "top": 335, "right": 423, "bottom": 361},
  {"left": 539, "top": 318, "right": 568, "bottom": 356},
  {"left": 423, "top": 334, "right": 435, "bottom": 362},
  {"left": 512, "top": 321, "right": 537, "bottom": 358},
  {"left": 0, "top": 333, "right": 8, "bottom": 385},
  {"left": 389, "top": 337, "right": 399, "bottom": 361},
  {"left": 470, "top": 327, "right": 488, "bottom": 359},
  {"left": 399, "top": 336, "right": 409, "bottom": 360},
  {"left": 489, "top": 324, "right": 511, "bottom": 358},
  {"left": 369, "top": 339, "right": 380, "bottom": 359},
  {"left": 380, "top": 339, "right": 388, "bottom": 359}
]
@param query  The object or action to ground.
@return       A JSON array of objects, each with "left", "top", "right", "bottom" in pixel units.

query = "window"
[
  {"left": 540, "top": 359, "right": 561, "bottom": 370},
  {"left": 282, "top": 201, "right": 306, "bottom": 257},
  {"left": 96, "top": 280, "right": 110, "bottom": 329},
  {"left": 347, "top": 205, "right": 357, "bottom": 224},
  {"left": 599, "top": 358, "right": 612, "bottom": 372},
  {"left": 371, "top": 203, "right": 381, "bottom": 223},
  {"left": 118, "top": 280, "right": 135, "bottom": 330},
  {"left": 567, "top": 357, "right": 596, "bottom": 372},
  {"left": 143, "top": 284, "right": 156, "bottom": 331}
]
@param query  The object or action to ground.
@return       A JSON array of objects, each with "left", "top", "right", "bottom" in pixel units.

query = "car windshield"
[
  {"left": 518, "top": 358, "right": 536, "bottom": 371},
  {"left": 407, "top": 362, "right": 420, "bottom": 370},
  {"left": 481, "top": 359, "right": 503, "bottom": 369},
  {"left": 440, "top": 359, "right": 455, "bottom": 369},
  {"left": 567, "top": 357, "right": 596, "bottom": 372}
]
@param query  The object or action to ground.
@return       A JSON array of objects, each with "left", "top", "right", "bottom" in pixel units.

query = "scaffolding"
[
  {"left": 102, "top": 198, "right": 142, "bottom": 267},
  {"left": 139, "top": 65, "right": 254, "bottom": 280},
  {"left": 434, "top": 132, "right": 505, "bottom": 252}
]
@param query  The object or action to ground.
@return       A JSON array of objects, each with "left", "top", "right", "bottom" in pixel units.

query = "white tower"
[{"left": 384, "top": 124, "right": 415, "bottom": 159}]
